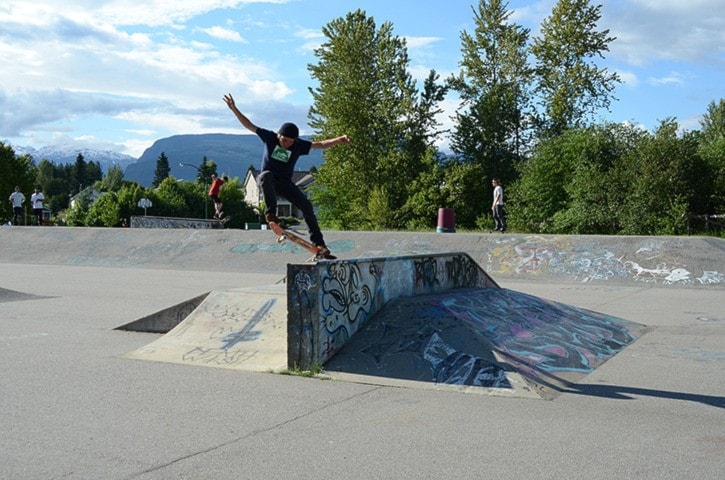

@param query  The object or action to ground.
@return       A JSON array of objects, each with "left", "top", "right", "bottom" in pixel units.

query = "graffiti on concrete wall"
[
  {"left": 327, "top": 286, "right": 646, "bottom": 392},
  {"left": 436, "top": 288, "right": 645, "bottom": 376},
  {"left": 176, "top": 295, "right": 280, "bottom": 367},
  {"left": 353, "top": 315, "right": 512, "bottom": 388},
  {"left": 287, "top": 253, "right": 496, "bottom": 369},
  {"left": 232, "top": 235, "right": 722, "bottom": 285},
  {"left": 318, "top": 261, "right": 381, "bottom": 357},
  {"left": 131, "top": 215, "right": 221, "bottom": 229},
  {"left": 316, "top": 255, "right": 491, "bottom": 360},
  {"left": 484, "top": 236, "right": 724, "bottom": 285}
]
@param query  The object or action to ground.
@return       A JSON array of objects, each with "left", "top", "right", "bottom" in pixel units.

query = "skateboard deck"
[
  {"left": 268, "top": 221, "right": 336, "bottom": 261},
  {"left": 214, "top": 215, "right": 230, "bottom": 227}
]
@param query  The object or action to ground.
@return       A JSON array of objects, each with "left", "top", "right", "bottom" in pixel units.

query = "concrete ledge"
[
  {"left": 131, "top": 215, "right": 223, "bottom": 229},
  {"left": 286, "top": 252, "right": 499, "bottom": 370},
  {"left": 0, "top": 227, "right": 722, "bottom": 287}
]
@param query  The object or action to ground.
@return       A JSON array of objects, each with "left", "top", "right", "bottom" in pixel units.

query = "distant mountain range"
[
  {"left": 124, "top": 133, "right": 324, "bottom": 187},
  {"left": 12, "top": 144, "right": 137, "bottom": 171},
  {"left": 13, "top": 133, "right": 325, "bottom": 187}
]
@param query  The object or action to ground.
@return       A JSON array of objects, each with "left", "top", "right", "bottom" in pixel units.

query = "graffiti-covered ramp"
[
  {"left": 123, "top": 285, "right": 288, "bottom": 372},
  {"left": 323, "top": 287, "right": 650, "bottom": 399}
]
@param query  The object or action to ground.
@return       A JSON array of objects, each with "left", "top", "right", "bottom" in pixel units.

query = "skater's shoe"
[
  {"left": 265, "top": 213, "right": 280, "bottom": 224},
  {"left": 315, "top": 244, "right": 337, "bottom": 260}
]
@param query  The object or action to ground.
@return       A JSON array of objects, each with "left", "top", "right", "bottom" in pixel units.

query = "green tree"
[
  {"left": 86, "top": 192, "right": 121, "bottom": 227},
  {"left": 308, "top": 9, "right": 443, "bottom": 229},
  {"left": 177, "top": 180, "right": 208, "bottom": 218},
  {"left": 117, "top": 182, "right": 146, "bottom": 221},
  {"left": 531, "top": 0, "right": 620, "bottom": 137},
  {"left": 448, "top": 0, "right": 531, "bottom": 179},
  {"left": 73, "top": 153, "right": 86, "bottom": 193},
  {"left": 152, "top": 152, "right": 171, "bottom": 188},
  {"left": 97, "top": 165, "right": 125, "bottom": 192},
  {"left": 198, "top": 156, "right": 217, "bottom": 184},
  {"left": 86, "top": 160, "right": 103, "bottom": 186},
  {"left": 508, "top": 129, "right": 586, "bottom": 233},
  {"left": 217, "top": 178, "right": 257, "bottom": 229},
  {"left": 152, "top": 176, "right": 186, "bottom": 217},
  {"left": 401, "top": 150, "right": 447, "bottom": 230},
  {"left": 35, "top": 159, "right": 55, "bottom": 195},
  {"left": 617, "top": 119, "right": 703, "bottom": 235},
  {"left": 550, "top": 123, "right": 644, "bottom": 233},
  {"left": 0, "top": 143, "right": 35, "bottom": 223},
  {"left": 698, "top": 99, "right": 725, "bottom": 215}
]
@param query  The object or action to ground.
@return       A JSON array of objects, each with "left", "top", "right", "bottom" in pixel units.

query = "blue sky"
[{"left": 1, "top": 0, "right": 723, "bottom": 158}]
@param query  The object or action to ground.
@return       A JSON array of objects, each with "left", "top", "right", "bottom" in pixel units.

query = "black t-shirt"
[{"left": 256, "top": 127, "right": 312, "bottom": 179}]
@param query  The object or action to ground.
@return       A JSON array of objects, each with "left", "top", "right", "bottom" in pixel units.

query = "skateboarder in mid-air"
[{"left": 223, "top": 93, "right": 350, "bottom": 258}]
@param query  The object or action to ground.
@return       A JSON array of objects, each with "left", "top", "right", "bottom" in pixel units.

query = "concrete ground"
[{"left": 0, "top": 227, "right": 723, "bottom": 479}]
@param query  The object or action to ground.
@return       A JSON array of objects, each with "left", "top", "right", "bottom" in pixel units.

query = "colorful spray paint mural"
[
  {"left": 286, "top": 253, "right": 498, "bottom": 370},
  {"left": 231, "top": 234, "right": 724, "bottom": 286},
  {"left": 483, "top": 236, "right": 725, "bottom": 285},
  {"left": 324, "top": 287, "right": 648, "bottom": 395}
]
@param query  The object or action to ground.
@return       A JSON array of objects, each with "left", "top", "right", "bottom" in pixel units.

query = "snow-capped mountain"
[{"left": 12, "top": 144, "right": 137, "bottom": 172}]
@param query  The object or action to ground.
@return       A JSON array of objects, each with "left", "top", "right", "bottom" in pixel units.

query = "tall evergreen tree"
[
  {"left": 449, "top": 0, "right": 531, "bottom": 164},
  {"left": 308, "top": 9, "right": 442, "bottom": 229},
  {"left": 152, "top": 152, "right": 171, "bottom": 188},
  {"left": 446, "top": 0, "right": 531, "bottom": 227},
  {"left": 73, "top": 153, "right": 87, "bottom": 193},
  {"left": 198, "top": 156, "right": 217, "bottom": 184},
  {"left": 531, "top": 0, "right": 620, "bottom": 137}
]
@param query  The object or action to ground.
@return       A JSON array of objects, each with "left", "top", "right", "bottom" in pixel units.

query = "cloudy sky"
[{"left": 1, "top": 0, "right": 723, "bottom": 157}]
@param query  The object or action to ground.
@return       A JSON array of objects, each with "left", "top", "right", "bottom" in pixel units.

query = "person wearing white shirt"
[
  {"left": 31, "top": 188, "right": 45, "bottom": 225},
  {"left": 9, "top": 186, "right": 25, "bottom": 225},
  {"left": 491, "top": 178, "right": 506, "bottom": 233}
]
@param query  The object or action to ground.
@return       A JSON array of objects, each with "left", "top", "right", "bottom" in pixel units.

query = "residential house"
[{"left": 243, "top": 169, "right": 315, "bottom": 219}]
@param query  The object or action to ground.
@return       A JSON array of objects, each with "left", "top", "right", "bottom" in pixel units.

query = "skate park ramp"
[
  {"left": 323, "top": 287, "right": 650, "bottom": 399},
  {"left": 119, "top": 251, "right": 649, "bottom": 399},
  {"left": 0, "top": 287, "right": 53, "bottom": 303},
  {"left": 123, "top": 285, "right": 289, "bottom": 371}
]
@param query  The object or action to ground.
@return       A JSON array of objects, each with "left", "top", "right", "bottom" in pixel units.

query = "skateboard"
[
  {"left": 268, "top": 221, "right": 337, "bottom": 261},
  {"left": 215, "top": 214, "right": 230, "bottom": 227}
]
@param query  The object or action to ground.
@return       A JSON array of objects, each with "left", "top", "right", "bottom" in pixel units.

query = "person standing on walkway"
[
  {"left": 31, "top": 188, "right": 45, "bottom": 225},
  {"left": 208, "top": 174, "right": 228, "bottom": 219},
  {"left": 492, "top": 178, "right": 506, "bottom": 232},
  {"left": 9, "top": 186, "right": 25, "bottom": 226},
  {"left": 223, "top": 93, "right": 350, "bottom": 257}
]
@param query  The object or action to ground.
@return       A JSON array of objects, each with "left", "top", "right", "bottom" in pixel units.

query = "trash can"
[{"left": 436, "top": 208, "right": 456, "bottom": 233}]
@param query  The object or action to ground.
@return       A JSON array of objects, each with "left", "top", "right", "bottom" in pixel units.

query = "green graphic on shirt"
[{"left": 271, "top": 146, "right": 291, "bottom": 163}]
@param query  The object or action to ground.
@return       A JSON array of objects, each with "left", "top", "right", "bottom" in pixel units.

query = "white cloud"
[
  {"left": 616, "top": 70, "right": 640, "bottom": 87},
  {"left": 201, "top": 26, "right": 247, "bottom": 43},
  {"left": 606, "top": 0, "right": 725, "bottom": 66},
  {"left": 648, "top": 72, "right": 685, "bottom": 87},
  {"left": 404, "top": 36, "right": 442, "bottom": 49}
]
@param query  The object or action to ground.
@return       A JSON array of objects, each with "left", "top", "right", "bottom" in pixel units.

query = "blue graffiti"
[{"left": 435, "top": 288, "right": 642, "bottom": 375}]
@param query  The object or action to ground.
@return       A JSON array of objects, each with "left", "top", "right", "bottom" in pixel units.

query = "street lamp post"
[{"left": 179, "top": 163, "right": 208, "bottom": 219}]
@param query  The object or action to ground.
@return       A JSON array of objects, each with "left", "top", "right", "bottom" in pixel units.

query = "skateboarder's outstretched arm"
[
  {"left": 311, "top": 135, "right": 351, "bottom": 150},
  {"left": 223, "top": 93, "right": 257, "bottom": 133}
]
